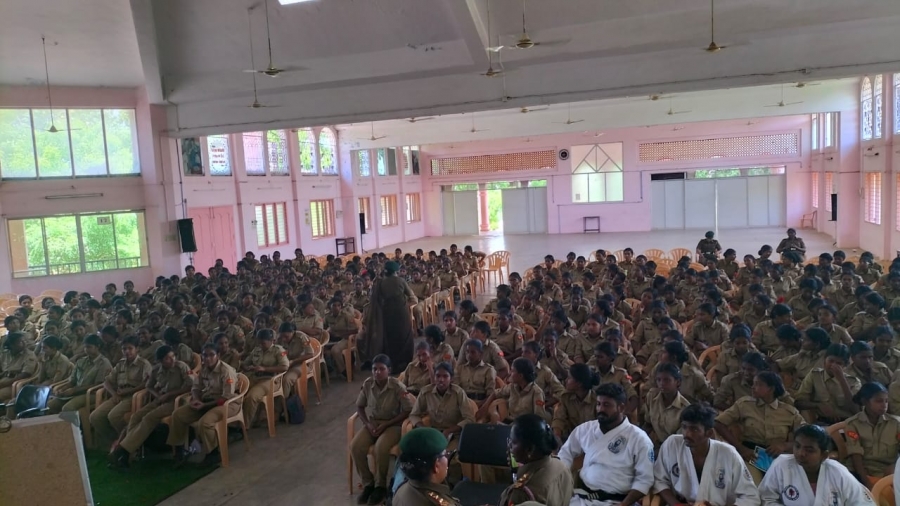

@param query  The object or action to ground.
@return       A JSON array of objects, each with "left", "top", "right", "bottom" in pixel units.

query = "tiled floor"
[{"left": 157, "top": 227, "right": 840, "bottom": 506}]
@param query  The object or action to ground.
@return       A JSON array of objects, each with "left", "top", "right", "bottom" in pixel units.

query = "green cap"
[
  {"left": 399, "top": 427, "right": 447, "bottom": 458},
  {"left": 385, "top": 261, "right": 401, "bottom": 274}
]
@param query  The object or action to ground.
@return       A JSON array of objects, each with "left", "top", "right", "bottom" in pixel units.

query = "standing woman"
[
  {"left": 362, "top": 261, "right": 417, "bottom": 371},
  {"left": 500, "top": 414, "right": 574, "bottom": 506}
]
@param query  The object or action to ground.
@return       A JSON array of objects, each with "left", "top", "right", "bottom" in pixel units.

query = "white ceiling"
[{"left": 1, "top": 0, "right": 898, "bottom": 137}]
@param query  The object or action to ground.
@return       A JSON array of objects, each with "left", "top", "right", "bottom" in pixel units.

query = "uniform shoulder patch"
[{"left": 846, "top": 430, "right": 859, "bottom": 440}]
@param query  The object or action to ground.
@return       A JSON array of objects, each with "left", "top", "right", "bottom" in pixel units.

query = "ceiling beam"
[
  {"left": 443, "top": 0, "right": 491, "bottom": 68},
  {"left": 130, "top": 0, "right": 165, "bottom": 104}
]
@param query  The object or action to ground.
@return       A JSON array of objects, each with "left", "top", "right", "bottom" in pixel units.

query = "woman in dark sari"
[{"left": 362, "top": 261, "right": 417, "bottom": 371}]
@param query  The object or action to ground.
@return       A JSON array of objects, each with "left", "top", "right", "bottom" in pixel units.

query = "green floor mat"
[{"left": 85, "top": 449, "right": 216, "bottom": 506}]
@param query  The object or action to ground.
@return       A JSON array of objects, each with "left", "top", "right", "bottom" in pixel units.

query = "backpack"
[{"left": 285, "top": 393, "right": 306, "bottom": 424}]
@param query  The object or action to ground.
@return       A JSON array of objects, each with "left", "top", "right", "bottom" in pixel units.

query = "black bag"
[{"left": 285, "top": 393, "right": 305, "bottom": 424}]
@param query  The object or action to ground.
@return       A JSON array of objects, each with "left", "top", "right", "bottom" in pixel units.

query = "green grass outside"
[{"left": 84, "top": 449, "right": 214, "bottom": 506}]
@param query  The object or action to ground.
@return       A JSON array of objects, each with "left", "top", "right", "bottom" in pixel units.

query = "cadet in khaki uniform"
[
  {"left": 35, "top": 336, "right": 73, "bottom": 386},
  {"left": 551, "top": 363, "right": 598, "bottom": 441},
  {"left": 588, "top": 342, "right": 638, "bottom": 413},
  {"left": 714, "top": 352, "right": 772, "bottom": 410},
  {"left": 276, "top": 322, "right": 314, "bottom": 398},
  {"left": 90, "top": 336, "right": 153, "bottom": 443},
  {"left": 323, "top": 299, "right": 358, "bottom": 375},
  {"left": 846, "top": 383, "right": 900, "bottom": 480},
  {"left": 642, "top": 363, "right": 691, "bottom": 446},
  {"left": 846, "top": 340, "right": 893, "bottom": 385},
  {"left": 477, "top": 357, "right": 548, "bottom": 423},
  {"left": 111, "top": 345, "right": 192, "bottom": 467},
  {"left": 408, "top": 270, "right": 431, "bottom": 328},
  {"left": 795, "top": 344, "right": 862, "bottom": 423},
  {"left": 520, "top": 341, "right": 565, "bottom": 407},
  {"left": 775, "top": 326, "right": 831, "bottom": 390},
  {"left": 454, "top": 339, "right": 497, "bottom": 406},
  {"left": 687, "top": 303, "right": 729, "bottom": 353},
  {"left": 403, "top": 343, "right": 435, "bottom": 395},
  {"left": 492, "top": 310, "right": 524, "bottom": 359},
  {"left": 293, "top": 301, "right": 325, "bottom": 341},
  {"left": 392, "top": 428, "right": 462, "bottom": 506},
  {"left": 212, "top": 311, "right": 246, "bottom": 352},
  {"left": 873, "top": 327, "right": 900, "bottom": 370},
  {"left": 501, "top": 414, "right": 574, "bottom": 506},
  {"left": 351, "top": 354, "right": 414, "bottom": 505},
  {"left": 458, "top": 321, "right": 509, "bottom": 379},
  {"left": 167, "top": 344, "right": 238, "bottom": 464},
  {"left": 213, "top": 332, "right": 242, "bottom": 370},
  {"left": 848, "top": 292, "right": 887, "bottom": 341},
  {"left": 240, "top": 329, "right": 289, "bottom": 425},
  {"left": 48, "top": 334, "right": 112, "bottom": 413},
  {"left": 539, "top": 330, "right": 573, "bottom": 383},
  {"left": 549, "top": 312, "right": 591, "bottom": 363},
  {"left": 0, "top": 332, "right": 40, "bottom": 403},
  {"left": 440, "top": 312, "right": 469, "bottom": 356},
  {"left": 423, "top": 325, "right": 457, "bottom": 371}
]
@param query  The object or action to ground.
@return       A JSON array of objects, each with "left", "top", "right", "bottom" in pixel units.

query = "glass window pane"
[
  {"left": 44, "top": 216, "right": 80, "bottom": 274},
  {"left": 606, "top": 172, "right": 624, "bottom": 201},
  {"left": 318, "top": 128, "right": 336, "bottom": 175},
  {"left": 207, "top": 134, "right": 232, "bottom": 175},
  {"left": 265, "top": 204, "right": 276, "bottom": 244},
  {"left": 181, "top": 138, "right": 203, "bottom": 176},
  {"left": 32, "top": 109, "right": 72, "bottom": 177},
  {"left": 572, "top": 174, "right": 586, "bottom": 202},
  {"left": 0, "top": 109, "right": 37, "bottom": 178},
  {"left": 275, "top": 204, "right": 287, "bottom": 243},
  {"left": 244, "top": 132, "right": 266, "bottom": 175},
  {"left": 80, "top": 214, "right": 118, "bottom": 271},
  {"left": 387, "top": 149, "right": 397, "bottom": 175},
  {"left": 357, "top": 150, "right": 371, "bottom": 176},
  {"left": 598, "top": 142, "right": 624, "bottom": 170},
  {"left": 255, "top": 206, "right": 266, "bottom": 246},
  {"left": 266, "top": 130, "right": 289, "bottom": 175},
  {"left": 588, "top": 173, "right": 604, "bottom": 202},
  {"left": 376, "top": 149, "right": 386, "bottom": 176},
  {"left": 297, "top": 129, "right": 317, "bottom": 175},
  {"left": 69, "top": 109, "right": 107, "bottom": 175},
  {"left": 103, "top": 109, "right": 138, "bottom": 174},
  {"left": 113, "top": 212, "right": 145, "bottom": 269},
  {"left": 9, "top": 219, "right": 46, "bottom": 277}
]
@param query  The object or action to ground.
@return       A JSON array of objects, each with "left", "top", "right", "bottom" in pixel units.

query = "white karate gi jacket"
[
  {"left": 759, "top": 454, "right": 875, "bottom": 506},
  {"left": 653, "top": 435, "right": 760, "bottom": 506},
  {"left": 558, "top": 418, "right": 655, "bottom": 506}
]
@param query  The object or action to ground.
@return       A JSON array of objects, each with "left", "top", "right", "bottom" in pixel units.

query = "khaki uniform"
[
  {"left": 875, "top": 347, "right": 900, "bottom": 371},
  {"left": 551, "top": 390, "right": 596, "bottom": 441},
  {"left": 282, "top": 332, "right": 314, "bottom": 397},
  {"left": 717, "top": 259, "right": 739, "bottom": 279},
  {"left": 442, "top": 327, "right": 469, "bottom": 356},
  {"left": 687, "top": 320, "right": 729, "bottom": 349},
  {"left": 347, "top": 291, "right": 370, "bottom": 313},
  {"left": 431, "top": 343, "right": 456, "bottom": 369},
  {"left": 393, "top": 480, "right": 461, "bottom": 506},
  {"left": 844, "top": 411, "right": 900, "bottom": 476},
  {"left": 713, "top": 348, "right": 758, "bottom": 380},
  {"left": 633, "top": 318, "right": 662, "bottom": 356},
  {"left": 408, "top": 383, "right": 475, "bottom": 430},
  {"left": 292, "top": 314, "right": 325, "bottom": 336},
  {"left": 495, "top": 382, "right": 547, "bottom": 422},
  {"left": 220, "top": 349, "right": 242, "bottom": 370},
  {"left": 166, "top": 360, "right": 239, "bottom": 454},
  {"left": 120, "top": 361, "right": 192, "bottom": 453},
  {"left": 795, "top": 368, "right": 862, "bottom": 422},
  {"left": 776, "top": 349, "right": 826, "bottom": 387},
  {"left": 643, "top": 389, "right": 690, "bottom": 444},
  {"left": 402, "top": 362, "right": 433, "bottom": 394},
  {"left": 557, "top": 331, "right": 591, "bottom": 363},
  {"left": 457, "top": 339, "right": 507, "bottom": 374},
  {"left": 324, "top": 312, "right": 358, "bottom": 374},
  {"left": 837, "top": 302, "right": 860, "bottom": 327},
  {"left": 715, "top": 396, "right": 804, "bottom": 446},
  {"left": 498, "top": 456, "right": 574, "bottom": 506},
  {"left": 849, "top": 311, "right": 885, "bottom": 340},
  {"left": 647, "top": 363, "right": 712, "bottom": 404},
  {"left": 241, "top": 344, "right": 290, "bottom": 423},
  {"left": 212, "top": 325, "right": 246, "bottom": 352},
  {"left": 595, "top": 365, "right": 637, "bottom": 399},
  {"left": 0, "top": 349, "right": 40, "bottom": 401},
  {"left": 408, "top": 280, "right": 431, "bottom": 326},
  {"left": 846, "top": 362, "right": 893, "bottom": 386},
  {"left": 539, "top": 349, "right": 573, "bottom": 382},
  {"left": 817, "top": 324, "right": 853, "bottom": 345},
  {"left": 48, "top": 354, "right": 113, "bottom": 413},
  {"left": 666, "top": 299, "right": 687, "bottom": 322},
  {"left": 534, "top": 362, "right": 565, "bottom": 401},
  {"left": 38, "top": 352, "right": 73, "bottom": 385},
  {"left": 138, "top": 340, "right": 165, "bottom": 364},
  {"left": 492, "top": 326, "right": 523, "bottom": 356},
  {"left": 454, "top": 361, "right": 496, "bottom": 401},
  {"left": 786, "top": 296, "right": 816, "bottom": 322},
  {"left": 90, "top": 357, "right": 152, "bottom": 441},
  {"left": 351, "top": 377, "right": 414, "bottom": 488},
  {"left": 458, "top": 313, "right": 483, "bottom": 334},
  {"left": 516, "top": 306, "right": 542, "bottom": 328}
]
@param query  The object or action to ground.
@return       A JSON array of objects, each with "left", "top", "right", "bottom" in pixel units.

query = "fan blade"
[
  {"left": 764, "top": 103, "right": 784, "bottom": 108},
  {"left": 785, "top": 101, "right": 804, "bottom": 106},
  {"left": 486, "top": 45, "right": 506, "bottom": 52},
  {"left": 408, "top": 117, "right": 435, "bottom": 123},
  {"left": 532, "top": 38, "right": 571, "bottom": 48}
]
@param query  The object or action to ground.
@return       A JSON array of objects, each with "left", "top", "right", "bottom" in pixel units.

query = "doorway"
[{"left": 441, "top": 180, "right": 548, "bottom": 236}]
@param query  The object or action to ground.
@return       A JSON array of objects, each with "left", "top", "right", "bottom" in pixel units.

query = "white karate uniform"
[
  {"left": 653, "top": 435, "right": 760, "bottom": 506},
  {"left": 893, "top": 455, "right": 900, "bottom": 506},
  {"left": 558, "top": 418, "right": 655, "bottom": 506},
  {"left": 759, "top": 454, "right": 875, "bottom": 506}
]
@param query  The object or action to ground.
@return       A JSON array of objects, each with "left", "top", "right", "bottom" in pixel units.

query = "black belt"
[
  {"left": 467, "top": 393, "right": 486, "bottom": 401},
  {"left": 576, "top": 487, "right": 627, "bottom": 502}
]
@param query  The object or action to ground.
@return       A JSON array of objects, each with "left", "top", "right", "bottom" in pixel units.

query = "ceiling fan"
[
  {"left": 360, "top": 122, "right": 387, "bottom": 141},
  {"left": 649, "top": 94, "right": 676, "bottom": 101},
  {"left": 39, "top": 36, "right": 77, "bottom": 134},
  {"left": 480, "top": 0, "right": 506, "bottom": 77},
  {"left": 243, "top": 0, "right": 306, "bottom": 77},
  {"left": 765, "top": 84, "right": 803, "bottom": 108},
  {"left": 466, "top": 114, "right": 490, "bottom": 134},
  {"left": 704, "top": 0, "right": 727, "bottom": 52},
  {"left": 407, "top": 117, "right": 435, "bottom": 123},
  {"left": 552, "top": 104, "right": 584, "bottom": 125},
  {"left": 665, "top": 98, "right": 691, "bottom": 116},
  {"left": 520, "top": 106, "right": 549, "bottom": 114},
  {"left": 487, "top": 0, "right": 570, "bottom": 51},
  {"left": 793, "top": 82, "right": 821, "bottom": 88},
  {"left": 243, "top": 9, "right": 280, "bottom": 108}
]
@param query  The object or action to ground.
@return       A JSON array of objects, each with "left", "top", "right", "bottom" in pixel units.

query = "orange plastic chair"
[
  {"left": 669, "top": 248, "right": 693, "bottom": 262},
  {"left": 297, "top": 338, "right": 323, "bottom": 409},
  {"left": 189, "top": 373, "right": 251, "bottom": 467},
  {"left": 871, "top": 475, "right": 895, "bottom": 506},
  {"left": 643, "top": 249, "right": 666, "bottom": 260},
  {"left": 698, "top": 345, "right": 721, "bottom": 372}
]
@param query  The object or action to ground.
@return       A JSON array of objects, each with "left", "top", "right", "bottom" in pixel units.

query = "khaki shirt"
[
  {"left": 534, "top": 362, "right": 565, "bottom": 400},
  {"left": 282, "top": 332, "right": 314, "bottom": 364},
  {"left": 402, "top": 362, "right": 433, "bottom": 393},
  {"left": 713, "top": 347, "right": 759, "bottom": 378},
  {"left": 633, "top": 318, "right": 662, "bottom": 355},
  {"left": 492, "top": 326, "right": 523, "bottom": 356},
  {"left": 39, "top": 352, "right": 73, "bottom": 384},
  {"left": 666, "top": 299, "right": 687, "bottom": 322},
  {"left": 431, "top": 342, "right": 456, "bottom": 368},
  {"left": 716, "top": 396, "right": 804, "bottom": 446},
  {"left": 347, "top": 291, "right": 370, "bottom": 312},
  {"left": 557, "top": 331, "right": 591, "bottom": 363},
  {"left": 458, "top": 312, "right": 483, "bottom": 333},
  {"left": 442, "top": 327, "right": 469, "bottom": 355},
  {"left": 849, "top": 311, "right": 884, "bottom": 340},
  {"left": 454, "top": 361, "right": 496, "bottom": 400},
  {"left": 324, "top": 311, "right": 358, "bottom": 336},
  {"left": 818, "top": 324, "right": 852, "bottom": 345},
  {"left": 594, "top": 365, "right": 637, "bottom": 399},
  {"left": 846, "top": 362, "right": 893, "bottom": 386},
  {"left": 875, "top": 347, "right": 900, "bottom": 371},
  {"left": 356, "top": 376, "right": 414, "bottom": 422},
  {"left": 776, "top": 349, "right": 826, "bottom": 383},
  {"left": 0, "top": 349, "right": 39, "bottom": 378},
  {"left": 193, "top": 360, "right": 238, "bottom": 401},
  {"left": 393, "top": 480, "right": 461, "bottom": 506},
  {"left": 241, "top": 344, "right": 290, "bottom": 380},
  {"left": 70, "top": 354, "right": 112, "bottom": 388},
  {"left": 106, "top": 357, "right": 152, "bottom": 390},
  {"left": 648, "top": 363, "right": 712, "bottom": 404},
  {"left": 292, "top": 314, "right": 324, "bottom": 333},
  {"left": 837, "top": 302, "right": 860, "bottom": 327},
  {"left": 516, "top": 306, "right": 542, "bottom": 327},
  {"left": 551, "top": 390, "right": 596, "bottom": 439},
  {"left": 408, "top": 383, "right": 475, "bottom": 430},
  {"left": 496, "top": 382, "right": 547, "bottom": 421},
  {"left": 643, "top": 389, "right": 691, "bottom": 443},
  {"left": 148, "top": 360, "right": 192, "bottom": 395},
  {"left": 457, "top": 339, "right": 507, "bottom": 373},
  {"left": 539, "top": 349, "right": 573, "bottom": 382},
  {"left": 795, "top": 368, "right": 862, "bottom": 420},
  {"left": 752, "top": 320, "right": 781, "bottom": 353},
  {"left": 138, "top": 340, "right": 165, "bottom": 364},
  {"left": 499, "top": 456, "right": 574, "bottom": 506},
  {"left": 219, "top": 349, "right": 242, "bottom": 370},
  {"left": 844, "top": 411, "right": 900, "bottom": 476},
  {"left": 688, "top": 320, "right": 729, "bottom": 348},
  {"left": 213, "top": 325, "right": 246, "bottom": 350}
]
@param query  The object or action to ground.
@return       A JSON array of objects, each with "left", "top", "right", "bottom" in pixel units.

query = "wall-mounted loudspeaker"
[
  {"left": 829, "top": 194, "right": 837, "bottom": 221},
  {"left": 558, "top": 149, "right": 569, "bottom": 161},
  {"left": 359, "top": 213, "right": 367, "bottom": 235},
  {"left": 176, "top": 218, "right": 197, "bottom": 253}
]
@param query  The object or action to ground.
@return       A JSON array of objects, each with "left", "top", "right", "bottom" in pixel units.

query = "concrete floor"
[{"left": 158, "top": 227, "right": 842, "bottom": 506}]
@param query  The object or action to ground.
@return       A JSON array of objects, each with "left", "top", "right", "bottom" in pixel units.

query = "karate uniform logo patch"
[
  {"left": 671, "top": 463, "right": 679, "bottom": 478},
  {"left": 714, "top": 468, "right": 726, "bottom": 489},
  {"left": 607, "top": 436, "right": 626, "bottom": 454},
  {"left": 784, "top": 485, "right": 800, "bottom": 501}
]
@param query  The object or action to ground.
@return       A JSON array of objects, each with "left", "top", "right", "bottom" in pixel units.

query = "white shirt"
[
  {"left": 653, "top": 435, "right": 760, "bottom": 506},
  {"left": 759, "top": 454, "right": 875, "bottom": 506},
  {"left": 558, "top": 418, "right": 654, "bottom": 506}
]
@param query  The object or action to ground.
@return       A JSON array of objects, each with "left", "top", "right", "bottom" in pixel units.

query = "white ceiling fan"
[
  {"left": 793, "top": 81, "right": 821, "bottom": 88},
  {"left": 552, "top": 104, "right": 584, "bottom": 125},
  {"left": 765, "top": 84, "right": 803, "bottom": 108},
  {"left": 359, "top": 122, "right": 387, "bottom": 141},
  {"left": 704, "top": 0, "right": 727, "bottom": 53},
  {"left": 665, "top": 98, "right": 691, "bottom": 116},
  {"left": 487, "top": 0, "right": 570, "bottom": 52},
  {"left": 407, "top": 117, "right": 435, "bottom": 123},
  {"left": 480, "top": 0, "right": 506, "bottom": 78},
  {"left": 39, "top": 36, "right": 77, "bottom": 133},
  {"left": 465, "top": 114, "right": 490, "bottom": 134},
  {"left": 519, "top": 105, "right": 549, "bottom": 114},
  {"left": 242, "top": 8, "right": 281, "bottom": 108},
  {"left": 243, "top": 0, "right": 306, "bottom": 77}
]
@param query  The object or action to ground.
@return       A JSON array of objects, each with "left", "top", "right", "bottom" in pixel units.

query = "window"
[
  {"left": 824, "top": 112, "right": 836, "bottom": 148},
  {"left": 355, "top": 149, "right": 371, "bottom": 177},
  {"left": 896, "top": 174, "right": 900, "bottom": 231},
  {"left": 181, "top": 138, "right": 203, "bottom": 175},
  {"left": 358, "top": 197, "right": 371, "bottom": 231},
  {"left": 874, "top": 74, "right": 884, "bottom": 139},
  {"left": 318, "top": 127, "right": 337, "bottom": 175},
  {"left": 376, "top": 148, "right": 397, "bottom": 176},
  {"left": 691, "top": 166, "right": 786, "bottom": 178},
  {"left": 861, "top": 77, "right": 874, "bottom": 141},
  {"left": 824, "top": 173, "right": 834, "bottom": 212},
  {"left": 309, "top": 200, "right": 335, "bottom": 238},
  {"left": 865, "top": 172, "right": 882, "bottom": 225},
  {"left": 254, "top": 203, "right": 288, "bottom": 246},
  {"left": 405, "top": 193, "right": 421, "bottom": 223},
  {"left": 403, "top": 146, "right": 420, "bottom": 175},
  {"left": 811, "top": 114, "right": 819, "bottom": 151},
  {"left": 811, "top": 172, "right": 819, "bottom": 208},
  {"left": 207, "top": 134, "right": 232, "bottom": 176},
  {"left": 266, "top": 130, "right": 289, "bottom": 175},
  {"left": 8, "top": 210, "right": 149, "bottom": 278},
  {"left": 380, "top": 195, "right": 398, "bottom": 227},
  {"left": 570, "top": 142, "right": 624, "bottom": 203},
  {"left": 296, "top": 128, "right": 317, "bottom": 175},
  {"left": 242, "top": 130, "right": 290, "bottom": 176},
  {"left": 243, "top": 132, "right": 266, "bottom": 175},
  {"left": 894, "top": 74, "right": 900, "bottom": 134},
  {"left": 0, "top": 108, "right": 138, "bottom": 179}
]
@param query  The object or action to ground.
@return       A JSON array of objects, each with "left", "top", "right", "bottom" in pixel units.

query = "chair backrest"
[
  {"left": 236, "top": 373, "right": 251, "bottom": 396},
  {"left": 698, "top": 345, "right": 721, "bottom": 372},
  {"left": 669, "top": 248, "right": 692, "bottom": 261},
  {"left": 14, "top": 385, "right": 51, "bottom": 413},
  {"left": 826, "top": 421, "right": 848, "bottom": 460},
  {"left": 871, "top": 475, "right": 895, "bottom": 506},
  {"left": 643, "top": 249, "right": 666, "bottom": 260},
  {"left": 309, "top": 338, "right": 323, "bottom": 361},
  {"left": 456, "top": 423, "right": 512, "bottom": 467}
]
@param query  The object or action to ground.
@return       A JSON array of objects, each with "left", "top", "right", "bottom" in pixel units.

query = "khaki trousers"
[
  {"left": 283, "top": 366, "right": 304, "bottom": 397},
  {"left": 165, "top": 403, "right": 240, "bottom": 454},
  {"left": 350, "top": 425, "right": 401, "bottom": 487},
  {"left": 119, "top": 401, "right": 176, "bottom": 453},
  {"left": 331, "top": 339, "right": 349, "bottom": 374},
  {"left": 243, "top": 378, "right": 276, "bottom": 426},
  {"left": 48, "top": 395, "right": 86, "bottom": 414},
  {"left": 89, "top": 396, "right": 133, "bottom": 442}
]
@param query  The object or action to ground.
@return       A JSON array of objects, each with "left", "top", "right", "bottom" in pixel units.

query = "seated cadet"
[
  {"left": 846, "top": 382, "right": 900, "bottom": 484},
  {"left": 662, "top": 285, "right": 688, "bottom": 323},
  {"left": 392, "top": 428, "right": 462, "bottom": 506},
  {"left": 549, "top": 310, "right": 590, "bottom": 363},
  {"left": 794, "top": 297, "right": 825, "bottom": 330},
  {"left": 558, "top": 383, "right": 655, "bottom": 506},
  {"left": 520, "top": 341, "right": 565, "bottom": 408},
  {"left": 351, "top": 354, "right": 413, "bottom": 506},
  {"left": 787, "top": 278, "right": 821, "bottom": 323},
  {"left": 483, "top": 284, "right": 512, "bottom": 314},
  {"left": 167, "top": 344, "right": 238, "bottom": 466},
  {"left": 632, "top": 301, "right": 668, "bottom": 358},
  {"left": 849, "top": 292, "right": 887, "bottom": 341},
  {"left": 212, "top": 309, "right": 247, "bottom": 352},
  {"left": 110, "top": 345, "right": 192, "bottom": 468},
  {"left": 774, "top": 326, "right": 831, "bottom": 391},
  {"left": 48, "top": 334, "right": 112, "bottom": 414},
  {"left": 163, "top": 327, "right": 194, "bottom": 365},
  {"left": 501, "top": 414, "right": 574, "bottom": 506},
  {"left": 454, "top": 339, "right": 497, "bottom": 407},
  {"left": 276, "top": 322, "right": 314, "bottom": 398},
  {"left": 35, "top": 336, "right": 73, "bottom": 386},
  {"left": 654, "top": 404, "right": 760, "bottom": 506},
  {"left": 539, "top": 329, "right": 574, "bottom": 383},
  {"left": 587, "top": 342, "right": 639, "bottom": 414},
  {"left": 408, "top": 361, "right": 475, "bottom": 487},
  {"left": 738, "top": 293, "right": 772, "bottom": 333},
  {"left": 89, "top": 336, "right": 153, "bottom": 445},
  {"left": 710, "top": 324, "right": 757, "bottom": 387},
  {"left": 759, "top": 425, "right": 875, "bottom": 505},
  {"left": 440, "top": 311, "right": 469, "bottom": 356},
  {"left": 423, "top": 325, "right": 455, "bottom": 369},
  {"left": 838, "top": 286, "right": 872, "bottom": 327},
  {"left": 492, "top": 309, "right": 524, "bottom": 360},
  {"left": 552, "top": 363, "right": 600, "bottom": 441},
  {"left": 458, "top": 321, "right": 509, "bottom": 379},
  {"left": 136, "top": 326, "right": 164, "bottom": 364},
  {"left": 795, "top": 343, "right": 861, "bottom": 424},
  {"left": 715, "top": 352, "right": 779, "bottom": 410},
  {"left": 293, "top": 300, "right": 325, "bottom": 341},
  {"left": 2, "top": 316, "right": 35, "bottom": 351},
  {"left": 567, "top": 289, "right": 591, "bottom": 329},
  {"left": 605, "top": 329, "right": 641, "bottom": 379},
  {"left": 476, "top": 357, "right": 548, "bottom": 424},
  {"left": 240, "top": 329, "right": 289, "bottom": 427},
  {"left": 752, "top": 303, "right": 794, "bottom": 355},
  {"left": 580, "top": 311, "right": 619, "bottom": 354},
  {"left": 871, "top": 325, "right": 900, "bottom": 370},
  {"left": 456, "top": 300, "right": 483, "bottom": 334},
  {"left": 0, "top": 332, "right": 40, "bottom": 404},
  {"left": 686, "top": 302, "right": 729, "bottom": 354},
  {"left": 846, "top": 340, "right": 892, "bottom": 386},
  {"left": 816, "top": 303, "right": 852, "bottom": 345},
  {"left": 402, "top": 342, "right": 434, "bottom": 395},
  {"left": 642, "top": 362, "right": 690, "bottom": 447},
  {"left": 716, "top": 371, "right": 804, "bottom": 478},
  {"left": 213, "top": 332, "right": 242, "bottom": 369},
  {"left": 655, "top": 340, "right": 712, "bottom": 404},
  {"left": 323, "top": 298, "right": 359, "bottom": 377},
  {"left": 181, "top": 314, "right": 207, "bottom": 353}
]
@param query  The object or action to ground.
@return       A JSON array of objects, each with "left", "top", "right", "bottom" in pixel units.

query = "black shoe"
[
  {"left": 357, "top": 484, "right": 375, "bottom": 504},
  {"left": 367, "top": 486, "right": 387, "bottom": 505},
  {"left": 107, "top": 447, "right": 129, "bottom": 469}
]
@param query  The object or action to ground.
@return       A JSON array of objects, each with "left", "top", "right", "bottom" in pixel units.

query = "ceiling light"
[{"left": 278, "top": 0, "right": 316, "bottom": 4}]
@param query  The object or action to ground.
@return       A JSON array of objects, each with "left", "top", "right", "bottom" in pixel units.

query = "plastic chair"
[
  {"left": 800, "top": 210, "right": 817, "bottom": 229},
  {"left": 190, "top": 353, "right": 202, "bottom": 373},
  {"left": 643, "top": 249, "right": 667, "bottom": 260},
  {"left": 11, "top": 365, "right": 41, "bottom": 398},
  {"left": 698, "top": 345, "right": 721, "bottom": 372},
  {"left": 480, "top": 254, "right": 504, "bottom": 289},
  {"left": 669, "top": 248, "right": 693, "bottom": 262},
  {"left": 297, "top": 338, "right": 323, "bottom": 409},
  {"left": 346, "top": 412, "right": 405, "bottom": 495},
  {"left": 0, "top": 384, "right": 51, "bottom": 419},
  {"left": 263, "top": 371, "right": 288, "bottom": 437},
  {"left": 190, "top": 373, "right": 251, "bottom": 467},
  {"left": 480, "top": 313, "right": 497, "bottom": 328},
  {"left": 318, "top": 330, "right": 331, "bottom": 386},
  {"left": 494, "top": 251, "right": 511, "bottom": 280},
  {"left": 613, "top": 250, "right": 626, "bottom": 262},
  {"left": 451, "top": 423, "right": 513, "bottom": 506},
  {"left": 342, "top": 333, "right": 360, "bottom": 383},
  {"left": 871, "top": 475, "right": 895, "bottom": 506},
  {"left": 826, "top": 421, "right": 848, "bottom": 460}
]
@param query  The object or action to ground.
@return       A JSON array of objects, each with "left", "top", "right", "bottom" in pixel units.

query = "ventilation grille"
[
  {"left": 430, "top": 150, "right": 556, "bottom": 176},
  {"left": 639, "top": 133, "right": 800, "bottom": 162}
]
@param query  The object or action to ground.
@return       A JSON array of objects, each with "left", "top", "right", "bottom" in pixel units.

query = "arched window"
[
  {"left": 318, "top": 127, "right": 337, "bottom": 175},
  {"left": 296, "top": 128, "right": 317, "bottom": 175},
  {"left": 861, "top": 77, "right": 873, "bottom": 141},
  {"left": 874, "top": 74, "right": 883, "bottom": 139}
]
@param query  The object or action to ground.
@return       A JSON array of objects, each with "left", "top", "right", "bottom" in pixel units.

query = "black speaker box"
[
  {"left": 176, "top": 218, "right": 197, "bottom": 252},
  {"left": 359, "top": 212, "right": 367, "bottom": 235},
  {"left": 829, "top": 194, "right": 837, "bottom": 221}
]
